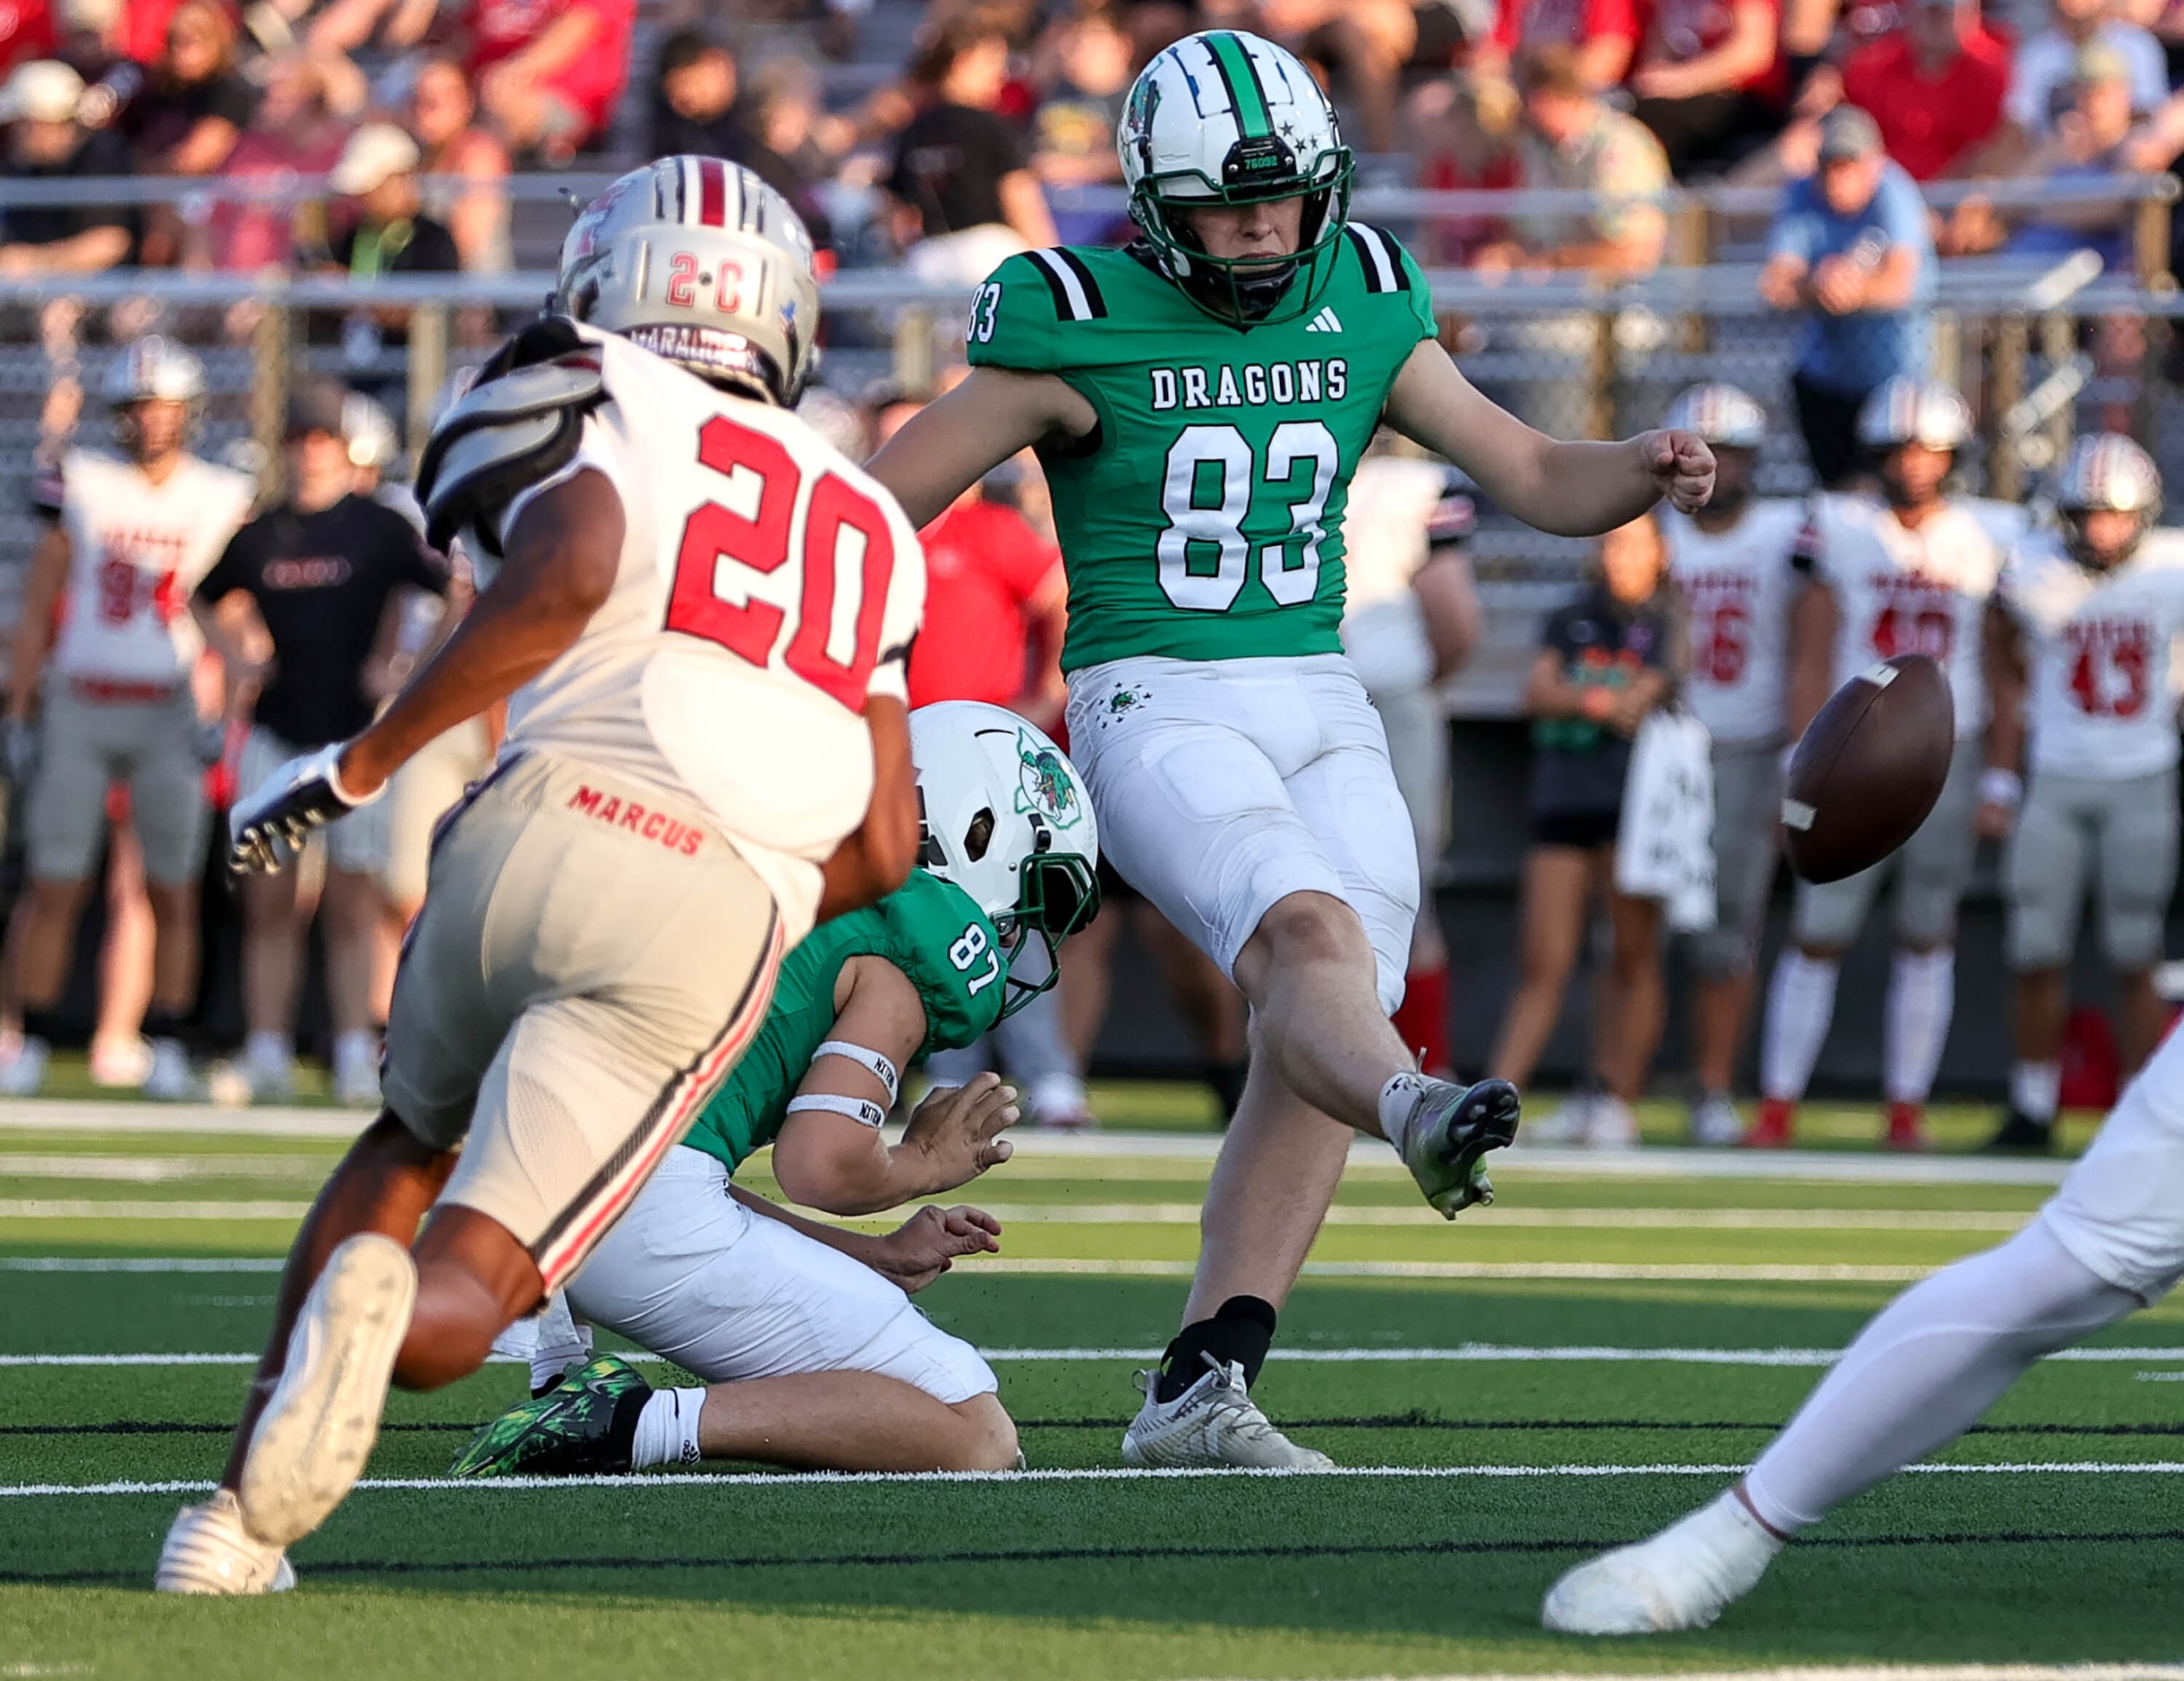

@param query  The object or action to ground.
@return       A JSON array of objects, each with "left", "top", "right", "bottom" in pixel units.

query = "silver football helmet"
[
  {"left": 2054, "top": 431, "right": 2163, "bottom": 571},
  {"left": 1664, "top": 383, "right": 1767, "bottom": 450},
  {"left": 104, "top": 334, "right": 205, "bottom": 458},
  {"left": 1856, "top": 376, "right": 1974, "bottom": 452},
  {"left": 556, "top": 155, "right": 820, "bottom": 406}
]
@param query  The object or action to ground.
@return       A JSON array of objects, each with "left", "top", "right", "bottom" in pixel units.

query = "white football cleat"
[
  {"left": 1689, "top": 1093, "right": 1745, "bottom": 1148},
  {"left": 1541, "top": 1490, "right": 1783, "bottom": 1634},
  {"left": 0, "top": 1036, "right": 48, "bottom": 1097},
  {"left": 1121, "top": 1357, "right": 1333, "bottom": 1470},
  {"left": 143, "top": 1037, "right": 203, "bottom": 1102},
  {"left": 238, "top": 1233, "right": 416, "bottom": 1548},
  {"left": 1585, "top": 1095, "right": 1640, "bottom": 1151},
  {"left": 155, "top": 1489, "right": 296, "bottom": 1594}
]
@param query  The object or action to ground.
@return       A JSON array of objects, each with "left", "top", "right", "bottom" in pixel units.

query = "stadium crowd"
[{"left": 0, "top": 0, "right": 2181, "bottom": 287}]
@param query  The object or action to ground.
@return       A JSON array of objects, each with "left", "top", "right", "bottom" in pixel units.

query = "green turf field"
[{"left": 4, "top": 1090, "right": 2180, "bottom": 1679}]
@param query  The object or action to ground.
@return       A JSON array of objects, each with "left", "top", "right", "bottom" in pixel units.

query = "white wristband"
[
  {"left": 785, "top": 1093, "right": 888, "bottom": 1130},
  {"left": 810, "top": 1040, "right": 900, "bottom": 1105},
  {"left": 1979, "top": 767, "right": 2024, "bottom": 810}
]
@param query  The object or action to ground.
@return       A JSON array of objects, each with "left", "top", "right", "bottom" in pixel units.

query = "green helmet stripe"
[{"left": 1204, "top": 32, "right": 1271, "bottom": 141}]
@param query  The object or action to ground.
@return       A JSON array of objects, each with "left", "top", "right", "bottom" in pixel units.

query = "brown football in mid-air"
[{"left": 1781, "top": 653, "right": 1955, "bottom": 884}]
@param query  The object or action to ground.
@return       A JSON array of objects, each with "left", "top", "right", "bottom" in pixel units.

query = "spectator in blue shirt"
[{"left": 1759, "top": 105, "right": 1937, "bottom": 489}]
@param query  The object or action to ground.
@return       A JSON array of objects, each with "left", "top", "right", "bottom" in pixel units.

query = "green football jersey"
[
  {"left": 963, "top": 227, "right": 1438, "bottom": 671},
  {"left": 680, "top": 870, "right": 1005, "bottom": 1175}
]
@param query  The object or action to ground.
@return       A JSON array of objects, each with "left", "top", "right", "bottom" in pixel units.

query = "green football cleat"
[
  {"left": 1401, "top": 1077, "right": 1522, "bottom": 1219},
  {"left": 448, "top": 1354, "right": 653, "bottom": 1479}
]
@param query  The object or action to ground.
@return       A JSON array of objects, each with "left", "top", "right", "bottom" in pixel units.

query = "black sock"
[
  {"left": 20, "top": 1008, "right": 58, "bottom": 1045},
  {"left": 1206, "top": 1058, "right": 1249, "bottom": 1126},
  {"left": 1155, "top": 1295, "right": 1278, "bottom": 1402},
  {"left": 142, "top": 1009, "right": 189, "bottom": 1045}
]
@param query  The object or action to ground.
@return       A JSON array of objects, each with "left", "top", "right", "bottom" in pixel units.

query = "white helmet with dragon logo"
[{"left": 911, "top": 701, "right": 1100, "bottom": 1018}]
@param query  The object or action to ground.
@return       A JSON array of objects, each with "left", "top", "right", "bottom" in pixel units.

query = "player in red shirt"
[{"left": 1839, "top": 0, "right": 2011, "bottom": 182}]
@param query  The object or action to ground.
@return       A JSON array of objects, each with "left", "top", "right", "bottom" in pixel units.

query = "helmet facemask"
[
  {"left": 991, "top": 836, "right": 1102, "bottom": 1020},
  {"left": 2061, "top": 505, "right": 2147, "bottom": 573},
  {"left": 1135, "top": 159, "right": 1354, "bottom": 324}
]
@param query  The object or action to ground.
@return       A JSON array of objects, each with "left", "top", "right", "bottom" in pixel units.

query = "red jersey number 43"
[{"left": 666, "top": 414, "right": 897, "bottom": 712}]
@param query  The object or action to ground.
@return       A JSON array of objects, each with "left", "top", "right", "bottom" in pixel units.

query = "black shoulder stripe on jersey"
[
  {"left": 1345, "top": 225, "right": 1407, "bottom": 293},
  {"left": 1054, "top": 248, "right": 1108, "bottom": 318},
  {"left": 1027, "top": 247, "right": 1108, "bottom": 321}
]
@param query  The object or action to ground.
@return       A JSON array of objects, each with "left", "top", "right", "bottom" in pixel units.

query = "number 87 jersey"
[
  {"left": 492, "top": 323, "right": 926, "bottom": 943},
  {"left": 965, "top": 230, "right": 1438, "bottom": 672}
]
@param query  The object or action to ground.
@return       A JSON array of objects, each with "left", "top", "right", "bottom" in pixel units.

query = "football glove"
[{"left": 228, "top": 741, "right": 381, "bottom": 875}]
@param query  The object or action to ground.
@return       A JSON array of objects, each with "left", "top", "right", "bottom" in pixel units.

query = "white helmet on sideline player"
[
  {"left": 1119, "top": 30, "right": 1354, "bottom": 323},
  {"left": 1664, "top": 383, "right": 1767, "bottom": 450},
  {"left": 1856, "top": 376, "right": 1973, "bottom": 453},
  {"left": 911, "top": 701, "right": 1101, "bottom": 1018},
  {"left": 104, "top": 334, "right": 205, "bottom": 459},
  {"left": 341, "top": 392, "right": 402, "bottom": 474},
  {"left": 2054, "top": 431, "right": 2163, "bottom": 571},
  {"left": 555, "top": 155, "right": 820, "bottom": 406}
]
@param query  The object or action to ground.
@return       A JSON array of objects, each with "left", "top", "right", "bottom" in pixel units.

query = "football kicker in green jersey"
[
  {"left": 678, "top": 867, "right": 1007, "bottom": 1174},
  {"left": 963, "top": 228, "right": 1438, "bottom": 672}
]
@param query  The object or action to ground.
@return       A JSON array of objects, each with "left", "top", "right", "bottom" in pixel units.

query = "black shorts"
[
  {"left": 1530, "top": 808, "right": 1622, "bottom": 850},
  {"left": 1792, "top": 371, "right": 1873, "bottom": 491}
]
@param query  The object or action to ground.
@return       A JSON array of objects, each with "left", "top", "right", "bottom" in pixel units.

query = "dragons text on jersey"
[{"left": 966, "top": 228, "right": 1436, "bottom": 670}]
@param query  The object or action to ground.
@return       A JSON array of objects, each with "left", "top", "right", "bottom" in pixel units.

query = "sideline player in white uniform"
[
  {"left": 1749, "top": 377, "right": 2018, "bottom": 1152},
  {"left": 866, "top": 30, "right": 1714, "bottom": 1467},
  {"left": 1984, "top": 434, "right": 2184, "bottom": 1153},
  {"left": 1339, "top": 434, "right": 1482, "bottom": 1079},
  {"left": 155, "top": 158, "right": 927, "bottom": 1593},
  {"left": 3, "top": 336, "right": 253, "bottom": 1100},
  {"left": 1542, "top": 948, "right": 2184, "bottom": 1633},
  {"left": 1657, "top": 384, "right": 1808, "bottom": 1145}
]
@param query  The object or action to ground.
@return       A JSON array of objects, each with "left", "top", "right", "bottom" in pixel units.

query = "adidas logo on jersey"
[{"left": 1305, "top": 307, "right": 1344, "bottom": 334}]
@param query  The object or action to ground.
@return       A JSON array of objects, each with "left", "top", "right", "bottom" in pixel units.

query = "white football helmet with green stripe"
[{"left": 1118, "top": 30, "right": 1354, "bottom": 323}]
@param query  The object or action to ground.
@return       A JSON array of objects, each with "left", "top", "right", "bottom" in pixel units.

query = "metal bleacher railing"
[{"left": 0, "top": 169, "right": 2175, "bottom": 714}]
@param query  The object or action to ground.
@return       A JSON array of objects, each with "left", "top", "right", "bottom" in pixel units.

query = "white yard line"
[
  {"left": 968, "top": 1259, "right": 1946, "bottom": 1281},
  {"left": 0, "top": 1199, "right": 312, "bottom": 1220},
  {"left": 1211, "top": 1669, "right": 2184, "bottom": 1681},
  {"left": 12, "top": 1461, "right": 2184, "bottom": 1498},
  {"left": 0, "top": 1106, "right": 2079, "bottom": 1185},
  {"left": 0, "top": 1156, "right": 331, "bottom": 1182},
  {"left": 0, "top": 1189, "right": 2036, "bottom": 1231},
  {"left": 8, "top": 1342, "right": 2183, "bottom": 1369},
  {"left": 0, "top": 1254, "right": 1961, "bottom": 1280}
]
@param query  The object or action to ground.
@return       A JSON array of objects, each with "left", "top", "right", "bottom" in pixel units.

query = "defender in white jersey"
[
  {"left": 1751, "top": 377, "right": 2019, "bottom": 1151},
  {"left": 1545, "top": 966, "right": 2184, "bottom": 1635},
  {"left": 3, "top": 336, "right": 252, "bottom": 1101},
  {"left": 1983, "top": 435, "right": 2184, "bottom": 1153},
  {"left": 1658, "top": 385, "right": 1807, "bottom": 1145},
  {"left": 157, "top": 158, "right": 926, "bottom": 1595}
]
